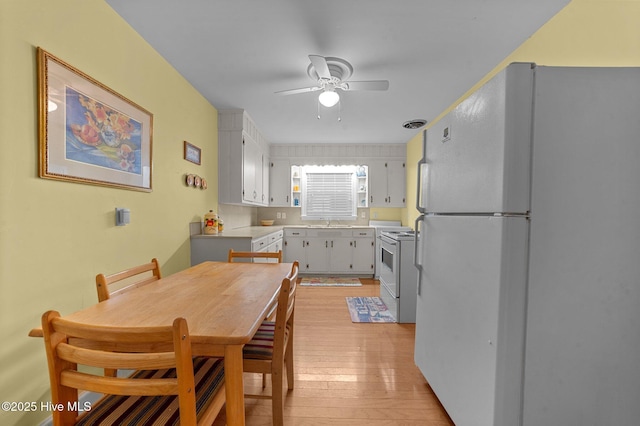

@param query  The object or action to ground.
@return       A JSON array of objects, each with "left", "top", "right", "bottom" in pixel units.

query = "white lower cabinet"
[
  {"left": 190, "top": 229, "right": 283, "bottom": 265},
  {"left": 352, "top": 229, "right": 376, "bottom": 272},
  {"left": 253, "top": 230, "right": 284, "bottom": 263},
  {"left": 284, "top": 228, "right": 374, "bottom": 274}
]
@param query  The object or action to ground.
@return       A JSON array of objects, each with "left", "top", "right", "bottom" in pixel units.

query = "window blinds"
[{"left": 301, "top": 167, "right": 357, "bottom": 220}]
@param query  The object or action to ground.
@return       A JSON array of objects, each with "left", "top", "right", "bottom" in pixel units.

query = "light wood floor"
[{"left": 213, "top": 278, "right": 454, "bottom": 425}]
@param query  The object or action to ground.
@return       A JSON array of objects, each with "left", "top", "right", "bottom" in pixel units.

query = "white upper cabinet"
[
  {"left": 269, "top": 159, "right": 290, "bottom": 207},
  {"left": 368, "top": 160, "right": 406, "bottom": 207},
  {"left": 218, "top": 109, "right": 269, "bottom": 206}
]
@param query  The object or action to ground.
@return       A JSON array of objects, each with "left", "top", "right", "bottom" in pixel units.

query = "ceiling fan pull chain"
[
  {"left": 337, "top": 99, "right": 342, "bottom": 122},
  {"left": 317, "top": 99, "right": 321, "bottom": 120}
]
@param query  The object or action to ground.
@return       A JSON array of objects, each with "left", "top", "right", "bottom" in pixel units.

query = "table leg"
[{"left": 224, "top": 344, "right": 245, "bottom": 426}]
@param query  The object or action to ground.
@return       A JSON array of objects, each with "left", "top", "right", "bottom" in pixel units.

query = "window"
[{"left": 300, "top": 165, "right": 361, "bottom": 220}]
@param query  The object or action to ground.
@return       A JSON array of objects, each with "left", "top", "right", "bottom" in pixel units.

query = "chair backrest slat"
[
  {"left": 60, "top": 371, "right": 179, "bottom": 397},
  {"left": 56, "top": 342, "right": 177, "bottom": 370},
  {"left": 228, "top": 250, "right": 282, "bottom": 263}
]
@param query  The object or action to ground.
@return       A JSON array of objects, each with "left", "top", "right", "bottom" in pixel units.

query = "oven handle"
[
  {"left": 414, "top": 214, "right": 425, "bottom": 295},
  {"left": 379, "top": 235, "right": 396, "bottom": 246}
]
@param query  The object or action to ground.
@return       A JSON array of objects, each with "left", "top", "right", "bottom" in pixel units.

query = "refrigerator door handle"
[
  {"left": 416, "top": 130, "right": 428, "bottom": 214},
  {"left": 414, "top": 214, "right": 426, "bottom": 295}
]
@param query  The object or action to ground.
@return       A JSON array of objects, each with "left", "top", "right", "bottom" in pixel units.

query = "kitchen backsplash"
[
  {"left": 218, "top": 204, "right": 257, "bottom": 229},
  {"left": 257, "top": 207, "right": 371, "bottom": 227},
  {"left": 203, "top": 205, "right": 386, "bottom": 231}
]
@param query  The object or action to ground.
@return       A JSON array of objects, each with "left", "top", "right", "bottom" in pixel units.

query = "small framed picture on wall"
[{"left": 184, "top": 141, "right": 201, "bottom": 165}]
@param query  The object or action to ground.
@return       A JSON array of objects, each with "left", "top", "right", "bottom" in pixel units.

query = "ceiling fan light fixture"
[{"left": 318, "top": 89, "right": 340, "bottom": 107}]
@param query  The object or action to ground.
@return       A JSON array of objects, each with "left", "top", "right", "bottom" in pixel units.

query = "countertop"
[
  {"left": 190, "top": 224, "right": 373, "bottom": 239},
  {"left": 191, "top": 225, "right": 285, "bottom": 239}
]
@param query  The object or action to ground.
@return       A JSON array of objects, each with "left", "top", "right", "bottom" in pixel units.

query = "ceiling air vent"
[{"left": 402, "top": 119, "right": 427, "bottom": 129}]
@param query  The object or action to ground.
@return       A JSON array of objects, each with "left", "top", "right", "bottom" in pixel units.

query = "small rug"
[
  {"left": 345, "top": 297, "right": 396, "bottom": 323},
  {"left": 300, "top": 277, "right": 362, "bottom": 287}
]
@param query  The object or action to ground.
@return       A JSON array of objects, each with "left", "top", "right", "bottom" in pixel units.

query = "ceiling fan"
[{"left": 276, "top": 55, "right": 389, "bottom": 108}]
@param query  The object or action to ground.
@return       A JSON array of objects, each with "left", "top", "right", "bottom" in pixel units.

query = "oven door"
[{"left": 379, "top": 235, "right": 398, "bottom": 298}]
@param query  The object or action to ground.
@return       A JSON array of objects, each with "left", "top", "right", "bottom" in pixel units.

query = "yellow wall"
[
  {"left": 405, "top": 0, "right": 640, "bottom": 228},
  {"left": 0, "top": 1, "right": 218, "bottom": 424}
]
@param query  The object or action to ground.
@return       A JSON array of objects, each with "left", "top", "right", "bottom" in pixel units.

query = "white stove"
[
  {"left": 369, "top": 220, "right": 412, "bottom": 278},
  {"left": 380, "top": 229, "right": 416, "bottom": 241},
  {"left": 379, "top": 229, "right": 417, "bottom": 323}
]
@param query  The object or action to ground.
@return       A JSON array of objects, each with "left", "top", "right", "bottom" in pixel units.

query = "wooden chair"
[
  {"left": 227, "top": 249, "right": 283, "bottom": 263},
  {"left": 242, "top": 261, "right": 299, "bottom": 426},
  {"left": 95, "top": 258, "right": 161, "bottom": 302},
  {"left": 28, "top": 259, "right": 162, "bottom": 339},
  {"left": 40, "top": 310, "right": 225, "bottom": 426}
]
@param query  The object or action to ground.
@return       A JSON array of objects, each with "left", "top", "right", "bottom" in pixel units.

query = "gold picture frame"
[{"left": 38, "top": 47, "right": 153, "bottom": 192}]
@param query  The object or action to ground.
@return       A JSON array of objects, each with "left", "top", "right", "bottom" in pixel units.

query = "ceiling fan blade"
[
  {"left": 341, "top": 80, "right": 389, "bottom": 91},
  {"left": 309, "top": 55, "right": 332, "bottom": 80},
  {"left": 275, "top": 86, "right": 322, "bottom": 96}
]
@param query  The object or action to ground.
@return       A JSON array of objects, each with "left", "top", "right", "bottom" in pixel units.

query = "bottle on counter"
[
  {"left": 204, "top": 210, "right": 218, "bottom": 235},
  {"left": 218, "top": 217, "right": 224, "bottom": 233}
]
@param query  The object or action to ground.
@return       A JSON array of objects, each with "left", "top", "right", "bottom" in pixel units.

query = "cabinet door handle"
[{"left": 353, "top": 240, "right": 357, "bottom": 248}]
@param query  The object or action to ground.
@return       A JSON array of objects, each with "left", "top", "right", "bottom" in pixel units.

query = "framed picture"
[
  {"left": 38, "top": 47, "right": 153, "bottom": 192},
  {"left": 184, "top": 141, "right": 201, "bottom": 165}
]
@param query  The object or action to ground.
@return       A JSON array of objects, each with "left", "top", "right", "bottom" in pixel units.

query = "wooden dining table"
[{"left": 61, "top": 260, "right": 293, "bottom": 426}]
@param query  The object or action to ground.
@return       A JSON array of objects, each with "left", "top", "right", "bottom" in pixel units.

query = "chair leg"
[
  {"left": 285, "top": 337, "right": 294, "bottom": 390},
  {"left": 271, "top": 369, "right": 285, "bottom": 426}
]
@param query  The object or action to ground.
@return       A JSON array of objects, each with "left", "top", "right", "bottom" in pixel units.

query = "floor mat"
[
  {"left": 345, "top": 297, "right": 396, "bottom": 323},
  {"left": 300, "top": 277, "right": 362, "bottom": 287}
]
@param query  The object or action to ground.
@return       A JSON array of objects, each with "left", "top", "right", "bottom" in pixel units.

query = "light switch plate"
[{"left": 115, "top": 208, "right": 130, "bottom": 226}]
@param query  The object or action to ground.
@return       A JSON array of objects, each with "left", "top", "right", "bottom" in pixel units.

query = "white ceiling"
[{"left": 105, "top": 0, "right": 569, "bottom": 145}]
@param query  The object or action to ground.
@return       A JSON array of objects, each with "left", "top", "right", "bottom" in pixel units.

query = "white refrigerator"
[{"left": 414, "top": 63, "right": 640, "bottom": 426}]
